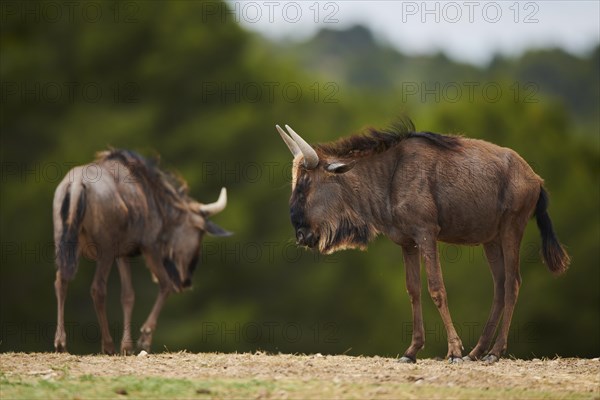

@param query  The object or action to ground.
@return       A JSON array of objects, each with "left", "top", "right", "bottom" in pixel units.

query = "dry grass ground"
[{"left": 1, "top": 352, "right": 599, "bottom": 399}]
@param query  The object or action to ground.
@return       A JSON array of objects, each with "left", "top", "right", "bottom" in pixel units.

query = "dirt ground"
[{"left": 1, "top": 352, "right": 599, "bottom": 399}]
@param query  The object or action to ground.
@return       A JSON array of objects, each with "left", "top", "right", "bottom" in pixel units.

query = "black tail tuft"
[
  {"left": 56, "top": 185, "right": 86, "bottom": 281},
  {"left": 535, "top": 187, "right": 570, "bottom": 275}
]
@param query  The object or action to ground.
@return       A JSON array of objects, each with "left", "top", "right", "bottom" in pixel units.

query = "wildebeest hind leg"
[
  {"left": 90, "top": 258, "right": 115, "bottom": 355},
  {"left": 465, "top": 239, "right": 505, "bottom": 361},
  {"left": 399, "top": 245, "right": 424, "bottom": 363},
  {"left": 422, "top": 238, "right": 463, "bottom": 361},
  {"left": 117, "top": 258, "right": 135, "bottom": 355},
  {"left": 54, "top": 271, "right": 69, "bottom": 352},
  {"left": 484, "top": 225, "right": 524, "bottom": 363}
]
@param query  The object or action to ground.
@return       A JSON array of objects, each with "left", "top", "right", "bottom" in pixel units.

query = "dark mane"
[
  {"left": 96, "top": 149, "right": 189, "bottom": 220},
  {"left": 316, "top": 118, "right": 461, "bottom": 158}
]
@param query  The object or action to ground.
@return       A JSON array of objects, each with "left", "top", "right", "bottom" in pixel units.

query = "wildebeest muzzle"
[{"left": 296, "top": 227, "right": 319, "bottom": 248}]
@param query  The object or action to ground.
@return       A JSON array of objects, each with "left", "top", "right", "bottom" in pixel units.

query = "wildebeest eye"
[{"left": 326, "top": 161, "right": 356, "bottom": 174}]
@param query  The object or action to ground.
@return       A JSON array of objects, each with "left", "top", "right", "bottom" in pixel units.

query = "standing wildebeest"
[
  {"left": 276, "top": 120, "right": 569, "bottom": 363},
  {"left": 53, "top": 149, "right": 231, "bottom": 354}
]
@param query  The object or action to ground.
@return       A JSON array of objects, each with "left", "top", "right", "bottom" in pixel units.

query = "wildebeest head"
[
  {"left": 163, "top": 187, "right": 231, "bottom": 292},
  {"left": 277, "top": 125, "right": 373, "bottom": 254}
]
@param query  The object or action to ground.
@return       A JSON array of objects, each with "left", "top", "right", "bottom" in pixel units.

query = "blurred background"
[{"left": 1, "top": 0, "right": 598, "bottom": 359}]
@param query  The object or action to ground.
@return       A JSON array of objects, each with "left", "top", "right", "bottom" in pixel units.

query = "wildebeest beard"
[
  {"left": 162, "top": 257, "right": 181, "bottom": 288},
  {"left": 319, "top": 217, "right": 373, "bottom": 254}
]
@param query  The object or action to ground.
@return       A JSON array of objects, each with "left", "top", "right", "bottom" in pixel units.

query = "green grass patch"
[{"left": 0, "top": 374, "right": 592, "bottom": 400}]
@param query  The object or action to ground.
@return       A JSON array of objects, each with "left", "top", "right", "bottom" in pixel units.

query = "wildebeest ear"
[
  {"left": 205, "top": 220, "right": 233, "bottom": 237},
  {"left": 326, "top": 161, "right": 356, "bottom": 174}
]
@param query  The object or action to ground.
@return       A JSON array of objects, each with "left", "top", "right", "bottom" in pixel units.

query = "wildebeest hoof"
[
  {"left": 136, "top": 338, "right": 151, "bottom": 353},
  {"left": 121, "top": 347, "right": 135, "bottom": 356},
  {"left": 448, "top": 356, "right": 464, "bottom": 364},
  {"left": 398, "top": 356, "right": 416, "bottom": 364},
  {"left": 101, "top": 340, "right": 116, "bottom": 355},
  {"left": 482, "top": 354, "right": 499, "bottom": 363},
  {"left": 462, "top": 355, "right": 476, "bottom": 362},
  {"left": 54, "top": 343, "right": 67, "bottom": 353},
  {"left": 137, "top": 344, "right": 151, "bottom": 353}
]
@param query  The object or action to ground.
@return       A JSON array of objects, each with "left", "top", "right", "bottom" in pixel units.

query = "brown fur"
[
  {"left": 53, "top": 149, "right": 229, "bottom": 354},
  {"left": 285, "top": 122, "right": 570, "bottom": 362}
]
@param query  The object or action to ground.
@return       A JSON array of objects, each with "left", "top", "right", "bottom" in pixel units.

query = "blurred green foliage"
[{"left": 1, "top": 1, "right": 598, "bottom": 359}]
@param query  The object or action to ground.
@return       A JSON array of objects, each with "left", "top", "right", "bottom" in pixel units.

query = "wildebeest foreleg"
[
  {"left": 484, "top": 228, "right": 523, "bottom": 362},
  {"left": 422, "top": 239, "right": 463, "bottom": 361},
  {"left": 137, "top": 279, "right": 170, "bottom": 352},
  {"left": 54, "top": 271, "right": 69, "bottom": 352},
  {"left": 465, "top": 239, "right": 505, "bottom": 361},
  {"left": 90, "top": 258, "right": 115, "bottom": 354},
  {"left": 116, "top": 258, "right": 135, "bottom": 355},
  {"left": 399, "top": 245, "right": 424, "bottom": 363}
]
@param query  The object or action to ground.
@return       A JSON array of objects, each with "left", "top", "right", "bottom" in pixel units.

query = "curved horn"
[
  {"left": 276, "top": 125, "right": 301, "bottom": 157},
  {"left": 285, "top": 124, "right": 319, "bottom": 169},
  {"left": 199, "top": 187, "right": 227, "bottom": 216}
]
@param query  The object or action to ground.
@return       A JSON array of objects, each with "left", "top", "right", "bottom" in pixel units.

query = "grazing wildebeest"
[
  {"left": 53, "top": 149, "right": 231, "bottom": 354},
  {"left": 276, "top": 120, "right": 569, "bottom": 363}
]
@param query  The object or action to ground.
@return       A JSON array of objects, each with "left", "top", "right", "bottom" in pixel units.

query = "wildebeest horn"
[
  {"left": 285, "top": 124, "right": 319, "bottom": 169},
  {"left": 276, "top": 125, "right": 301, "bottom": 157},
  {"left": 198, "top": 187, "right": 227, "bottom": 216}
]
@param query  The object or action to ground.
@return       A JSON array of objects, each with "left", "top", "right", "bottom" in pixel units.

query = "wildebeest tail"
[
  {"left": 56, "top": 182, "right": 87, "bottom": 281},
  {"left": 535, "top": 186, "right": 570, "bottom": 275}
]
